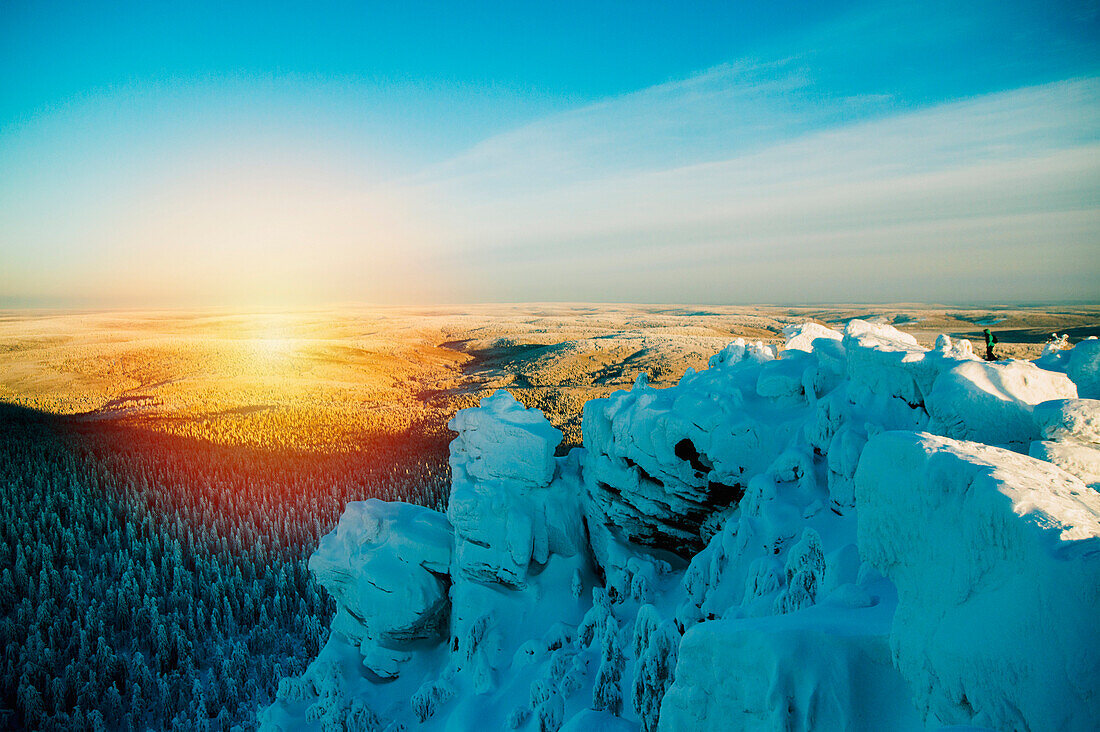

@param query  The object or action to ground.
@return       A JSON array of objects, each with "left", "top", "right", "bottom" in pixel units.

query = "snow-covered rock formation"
[
  {"left": 262, "top": 320, "right": 1100, "bottom": 732},
  {"left": 581, "top": 341, "right": 779, "bottom": 558},
  {"left": 857, "top": 433, "right": 1100, "bottom": 731},
  {"left": 448, "top": 390, "right": 585, "bottom": 588},
  {"left": 1066, "top": 338, "right": 1100, "bottom": 399},
  {"left": 926, "top": 360, "right": 1077, "bottom": 449},
  {"left": 307, "top": 500, "right": 452, "bottom": 679},
  {"left": 1029, "top": 398, "right": 1100, "bottom": 489}
]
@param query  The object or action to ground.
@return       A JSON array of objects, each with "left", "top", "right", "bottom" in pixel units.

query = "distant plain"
[{"left": 2, "top": 303, "right": 1098, "bottom": 451}]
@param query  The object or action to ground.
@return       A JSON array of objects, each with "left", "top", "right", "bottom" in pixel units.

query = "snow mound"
[
  {"left": 1033, "top": 398, "right": 1100, "bottom": 444},
  {"left": 1026, "top": 399, "right": 1100, "bottom": 486},
  {"left": 1029, "top": 440, "right": 1100, "bottom": 489},
  {"left": 782, "top": 321, "right": 842, "bottom": 353},
  {"left": 661, "top": 595, "right": 921, "bottom": 732},
  {"left": 308, "top": 500, "right": 452, "bottom": 678},
  {"left": 927, "top": 360, "right": 1077, "bottom": 449},
  {"left": 857, "top": 432, "right": 1100, "bottom": 730}
]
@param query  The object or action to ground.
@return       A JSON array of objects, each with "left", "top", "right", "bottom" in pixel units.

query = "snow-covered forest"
[{"left": 0, "top": 408, "right": 449, "bottom": 730}]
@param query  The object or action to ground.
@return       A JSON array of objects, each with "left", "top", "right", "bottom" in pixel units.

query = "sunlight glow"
[{"left": 253, "top": 336, "right": 295, "bottom": 360}]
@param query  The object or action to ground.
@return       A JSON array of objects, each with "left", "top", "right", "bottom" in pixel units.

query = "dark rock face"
[
  {"left": 577, "top": 343, "right": 808, "bottom": 560},
  {"left": 582, "top": 402, "right": 756, "bottom": 558}
]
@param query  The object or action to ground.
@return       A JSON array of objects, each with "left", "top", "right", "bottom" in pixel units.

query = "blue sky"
[{"left": 1, "top": 0, "right": 1098, "bottom": 306}]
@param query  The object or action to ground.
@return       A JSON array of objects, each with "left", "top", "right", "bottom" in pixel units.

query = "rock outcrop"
[
  {"left": 857, "top": 432, "right": 1100, "bottom": 731},
  {"left": 267, "top": 323, "right": 1100, "bottom": 732},
  {"left": 308, "top": 499, "right": 453, "bottom": 678}
]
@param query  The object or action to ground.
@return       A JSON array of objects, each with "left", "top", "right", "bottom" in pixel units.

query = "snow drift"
[{"left": 261, "top": 320, "right": 1099, "bottom": 732}]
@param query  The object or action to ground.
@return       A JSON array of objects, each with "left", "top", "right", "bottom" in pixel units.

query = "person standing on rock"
[{"left": 983, "top": 328, "right": 998, "bottom": 361}]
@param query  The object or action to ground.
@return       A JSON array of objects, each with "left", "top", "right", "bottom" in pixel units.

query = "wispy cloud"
[{"left": 385, "top": 73, "right": 1100, "bottom": 303}]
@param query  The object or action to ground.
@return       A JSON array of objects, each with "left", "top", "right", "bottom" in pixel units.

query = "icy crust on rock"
[
  {"left": 857, "top": 432, "right": 1100, "bottom": 731},
  {"left": 265, "top": 323, "right": 1100, "bottom": 732}
]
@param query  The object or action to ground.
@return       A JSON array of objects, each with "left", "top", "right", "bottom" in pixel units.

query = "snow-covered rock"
[
  {"left": 781, "top": 321, "right": 843, "bottom": 354},
  {"left": 448, "top": 390, "right": 584, "bottom": 587},
  {"left": 842, "top": 320, "right": 929, "bottom": 413},
  {"left": 1027, "top": 399, "right": 1100, "bottom": 486},
  {"left": 581, "top": 340, "right": 783, "bottom": 557},
  {"left": 660, "top": 595, "right": 922, "bottom": 732},
  {"left": 449, "top": 389, "right": 562, "bottom": 488},
  {"left": 856, "top": 432, "right": 1100, "bottom": 730},
  {"left": 927, "top": 360, "right": 1078, "bottom": 449},
  {"left": 1033, "top": 398, "right": 1100, "bottom": 444},
  {"left": 755, "top": 351, "right": 811, "bottom": 400},
  {"left": 308, "top": 500, "right": 453, "bottom": 678},
  {"left": 932, "top": 333, "right": 976, "bottom": 361},
  {"left": 1065, "top": 338, "right": 1100, "bottom": 398},
  {"left": 1028, "top": 439, "right": 1100, "bottom": 489},
  {"left": 826, "top": 424, "right": 867, "bottom": 508}
]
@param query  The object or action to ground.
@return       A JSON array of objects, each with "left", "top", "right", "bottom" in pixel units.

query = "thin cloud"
[{"left": 388, "top": 74, "right": 1099, "bottom": 303}]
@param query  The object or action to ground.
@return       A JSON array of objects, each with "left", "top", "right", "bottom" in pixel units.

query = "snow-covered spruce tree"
[
  {"left": 530, "top": 677, "right": 555, "bottom": 711},
  {"left": 506, "top": 704, "right": 531, "bottom": 729},
  {"left": 459, "top": 611, "right": 497, "bottom": 693},
  {"left": 632, "top": 603, "right": 660, "bottom": 658},
  {"left": 343, "top": 698, "right": 382, "bottom": 731},
  {"left": 742, "top": 556, "right": 783, "bottom": 606},
  {"left": 571, "top": 568, "right": 584, "bottom": 599},
  {"left": 412, "top": 678, "right": 454, "bottom": 723},
  {"left": 559, "top": 655, "right": 587, "bottom": 698},
  {"left": 774, "top": 528, "right": 825, "bottom": 615},
  {"left": 547, "top": 646, "right": 574, "bottom": 685},
  {"left": 592, "top": 619, "right": 625, "bottom": 716},
  {"left": 536, "top": 688, "right": 564, "bottom": 732},
  {"left": 632, "top": 620, "right": 680, "bottom": 732},
  {"left": 578, "top": 587, "right": 614, "bottom": 647}
]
